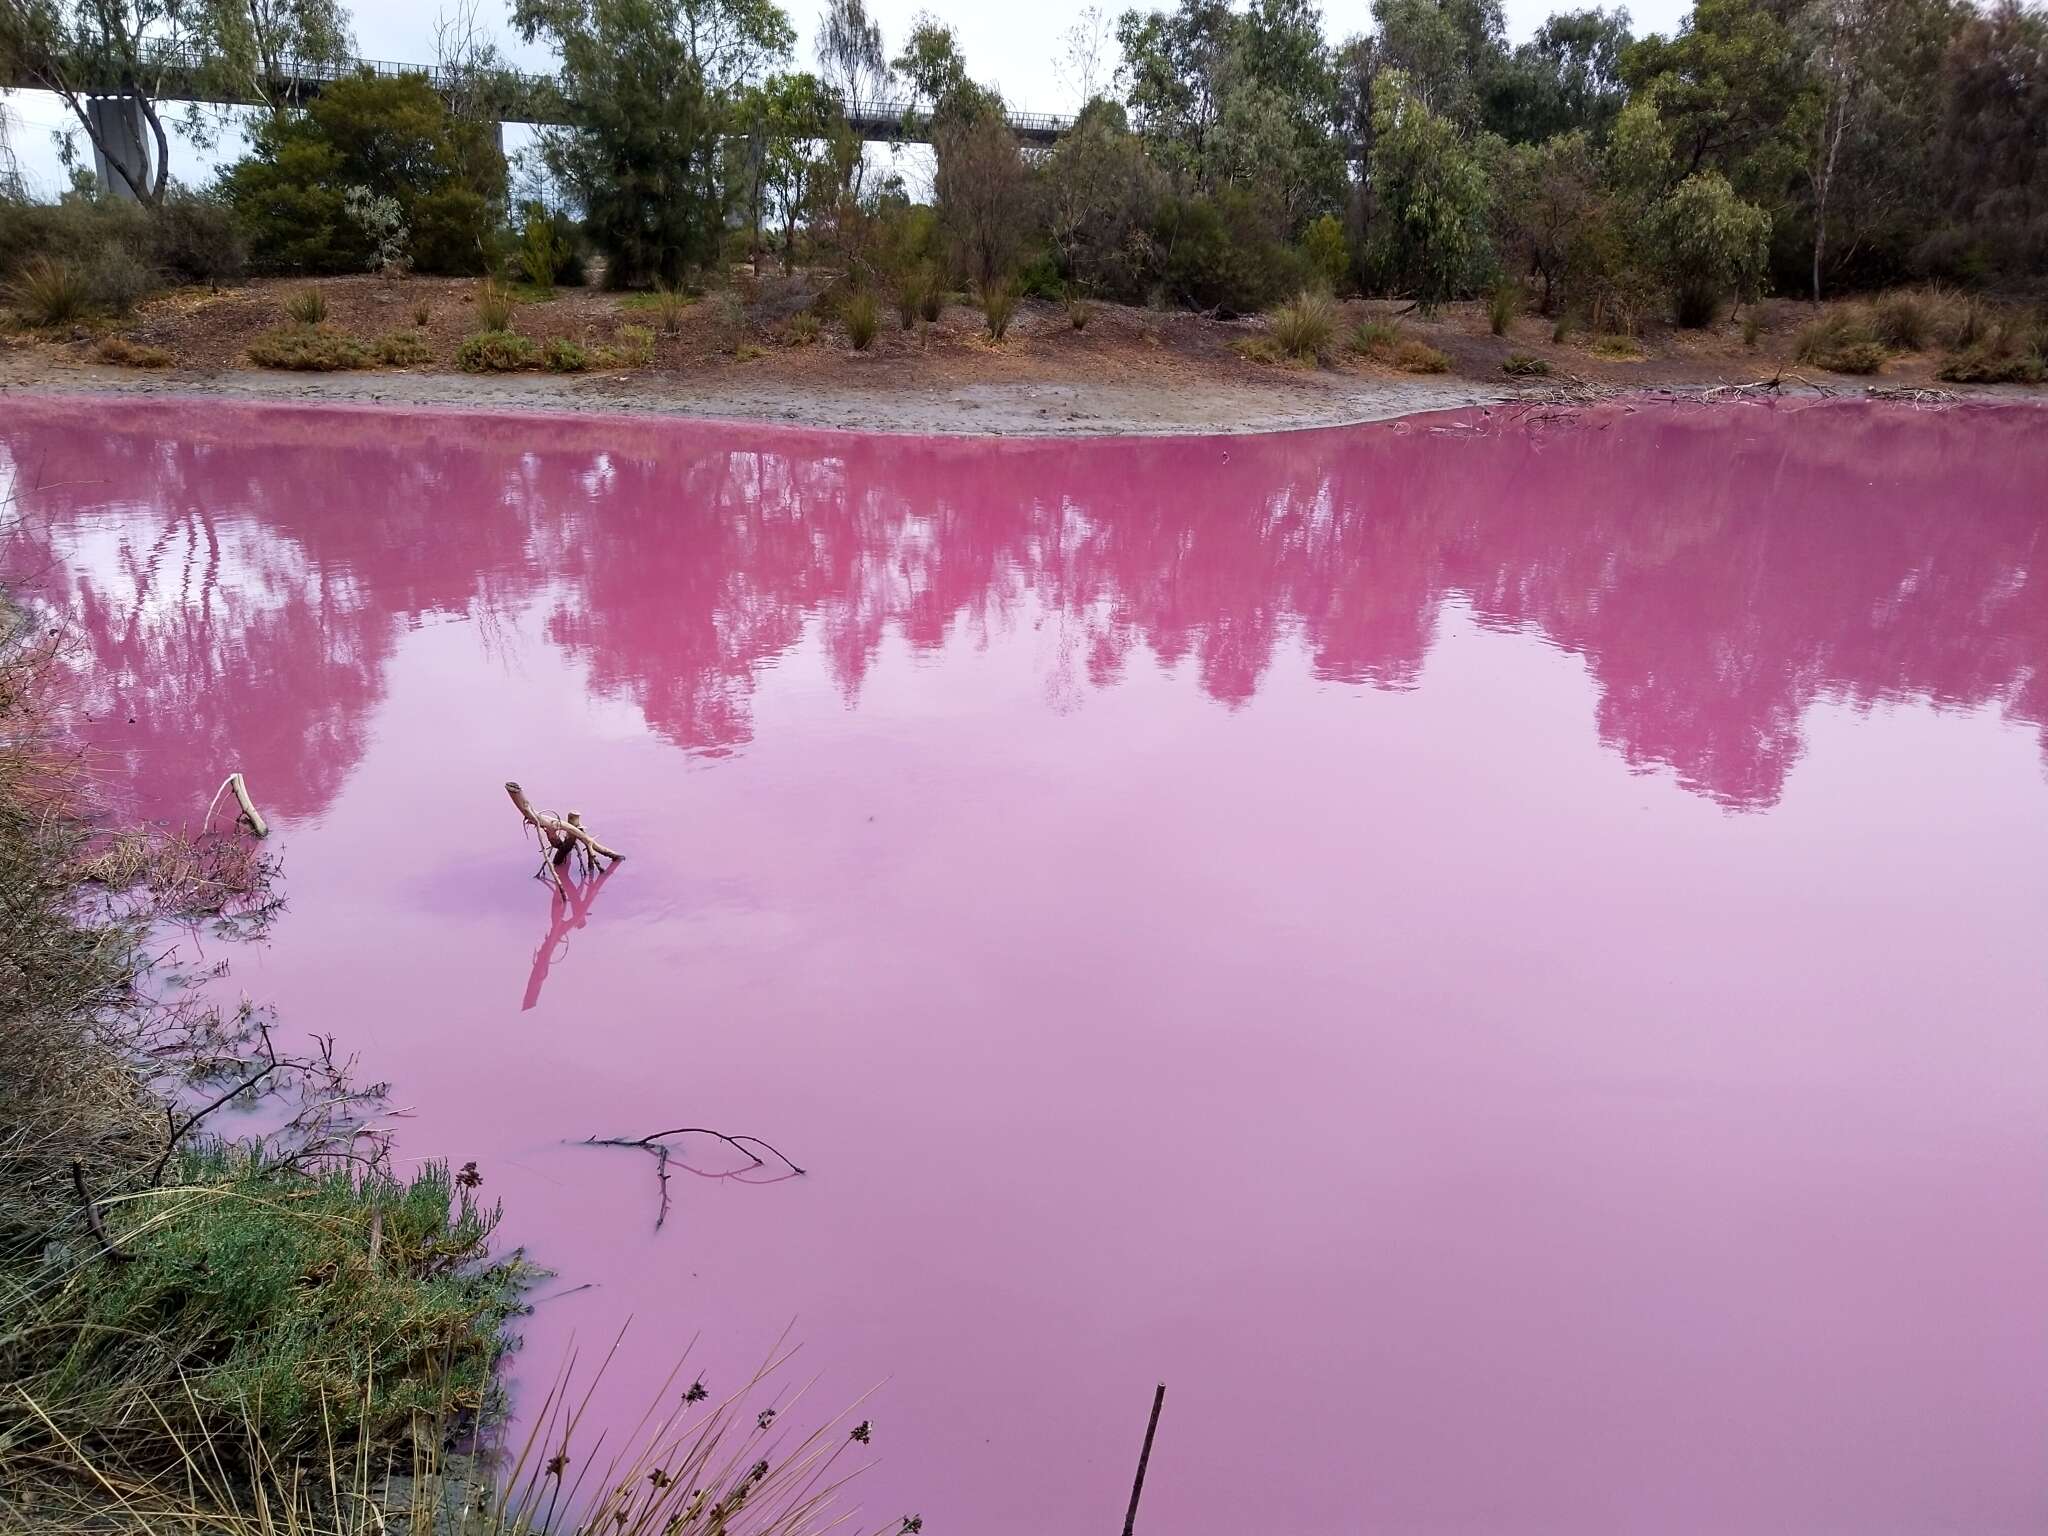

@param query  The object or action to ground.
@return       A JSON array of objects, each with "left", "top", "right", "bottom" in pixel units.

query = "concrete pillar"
[{"left": 86, "top": 93, "right": 154, "bottom": 201}]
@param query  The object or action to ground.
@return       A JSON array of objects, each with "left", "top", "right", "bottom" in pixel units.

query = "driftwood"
[
  {"left": 505, "top": 781, "right": 623, "bottom": 894},
  {"left": 205, "top": 771, "right": 269, "bottom": 837},
  {"left": 579, "top": 1126, "right": 805, "bottom": 1231}
]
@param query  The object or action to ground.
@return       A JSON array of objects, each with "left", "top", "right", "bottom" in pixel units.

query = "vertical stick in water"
[{"left": 1121, "top": 1381, "right": 1167, "bottom": 1536}]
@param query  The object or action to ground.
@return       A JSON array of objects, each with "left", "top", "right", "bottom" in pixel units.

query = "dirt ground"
[{"left": 1, "top": 272, "right": 2035, "bottom": 435}]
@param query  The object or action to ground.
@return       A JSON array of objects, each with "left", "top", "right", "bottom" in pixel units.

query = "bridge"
[{"left": 2, "top": 42, "right": 1074, "bottom": 198}]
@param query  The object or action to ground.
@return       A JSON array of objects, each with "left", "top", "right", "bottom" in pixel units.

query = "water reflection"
[{"left": 3, "top": 397, "right": 2043, "bottom": 815}]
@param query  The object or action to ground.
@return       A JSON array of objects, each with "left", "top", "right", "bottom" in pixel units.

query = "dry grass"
[
  {"left": 1794, "top": 308, "right": 1888, "bottom": 374},
  {"left": 1269, "top": 289, "right": 1338, "bottom": 362},
  {"left": 246, "top": 327, "right": 374, "bottom": 371},
  {"left": 282, "top": 289, "right": 328, "bottom": 326},
  {"left": 980, "top": 280, "right": 1017, "bottom": 342},
  {"left": 10, "top": 256, "right": 93, "bottom": 327},
  {"left": 842, "top": 291, "right": 879, "bottom": 351},
  {"left": 97, "top": 335, "right": 175, "bottom": 368}
]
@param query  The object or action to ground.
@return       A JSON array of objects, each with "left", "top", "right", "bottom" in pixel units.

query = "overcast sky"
[{"left": 5, "top": 0, "right": 1689, "bottom": 198}]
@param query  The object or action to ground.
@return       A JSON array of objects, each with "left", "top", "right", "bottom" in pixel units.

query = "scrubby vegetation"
[
  {"left": 457, "top": 329, "right": 542, "bottom": 371},
  {"left": 0, "top": 0, "right": 2042, "bottom": 386},
  {"left": 1270, "top": 289, "right": 1339, "bottom": 362},
  {"left": 96, "top": 335, "right": 175, "bottom": 367},
  {"left": 842, "top": 289, "right": 879, "bottom": 349},
  {"left": 246, "top": 325, "right": 374, "bottom": 370}
]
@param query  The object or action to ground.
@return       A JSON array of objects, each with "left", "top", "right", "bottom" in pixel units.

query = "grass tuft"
[
  {"left": 1501, "top": 352, "right": 1550, "bottom": 377},
  {"left": 282, "top": 288, "right": 328, "bottom": 326},
  {"left": 474, "top": 279, "right": 516, "bottom": 333},
  {"left": 96, "top": 335, "right": 174, "bottom": 368},
  {"left": 843, "top": 290, "right": 880, "bottom": 351},
  {"left": 455, "top": 329, "right": 539, "bottom": 372},
  {"left": 11, "top": 257, "right": 93, "bottom": 326},
  {"left": 1794, "top": 308, "right": 1887, "bottom": 374},
  {"left": 1487, "top": 280, "right": 1519, "bottom": 337},
  {"left": 1269, "top": 289, "right": 1338, "bottom": 362},
  {"left": 981, "top": 279, "right": 1018, "bottom": 341},
  {"left": 373, "top": 330, "right": 430, "bottom": 366}
]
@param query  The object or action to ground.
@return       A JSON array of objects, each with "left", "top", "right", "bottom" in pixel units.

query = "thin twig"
[{"left": 149, "top": 1022, "right": 281, "bottom": 1187}]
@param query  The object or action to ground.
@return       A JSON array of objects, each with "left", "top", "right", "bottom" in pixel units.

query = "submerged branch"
[{"left": 578, "top": 1127, "right": 806, "bottom": 1232}]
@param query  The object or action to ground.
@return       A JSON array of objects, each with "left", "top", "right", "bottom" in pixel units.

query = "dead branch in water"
[
  {"left": 149, "top": 1021, "right": 281, "bottom": 1186},
  {"left": 579, "top": 1127, "right": 806, "bottom": 1232},
  {"left": 204, "top": 771, "right": 269, "bottom": 837},
  {"left": 505, "top": 781, "right": 623, "bottom": 895}
]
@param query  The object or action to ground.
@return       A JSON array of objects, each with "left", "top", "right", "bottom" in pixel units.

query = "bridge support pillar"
[{"left": 86, "top": 93, "right": 154, "bottom": 201}]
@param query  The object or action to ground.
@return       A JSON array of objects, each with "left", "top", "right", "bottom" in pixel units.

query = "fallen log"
[
  {"left": 505, "top": 781, "right": 624, "bottom": 892},
  {"left": 205, "top": 771, "right": 269, "bottom": 837}
]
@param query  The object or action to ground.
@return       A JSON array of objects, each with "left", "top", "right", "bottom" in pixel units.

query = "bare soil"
[{"left": 1, "top": 273, "right": 2035, "bottom": 435}]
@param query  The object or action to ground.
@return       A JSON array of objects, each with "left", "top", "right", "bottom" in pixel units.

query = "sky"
[{"left": 4, "top": 0, "right": 1690, "bottom": 199}]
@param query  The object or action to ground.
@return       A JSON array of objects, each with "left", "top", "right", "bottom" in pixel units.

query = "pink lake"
[{"left": 5, "top": 394, "right": 2048, "bottom": 1534}]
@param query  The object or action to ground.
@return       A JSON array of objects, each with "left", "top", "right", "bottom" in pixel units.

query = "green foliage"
[
  {"left": 786, "top": 310, "right": 821, "bottom": 344},
  {"left": 5, "top": 1147, "right": 519, "bottom": 1462},
  {"left": 935, "top": 108, "right": 1031, "bottom": 290},
  {"left": 981, "top": 279, "right": 1018, "bottom": 340},
  {"left": 10, "top": 255, "right": 91, "bottom": 325},
  {"left": 1269, "top": 287, "right": 1338, "bottom": 360},
  {"left": 894, "top": 269, "right": 926, "bottom": 328},
  {"left": 843, "top": 290, "right": 880, "bottom": 349},
  {"left": 283, "top": 287, "right": 327, "bottom": 325},
  {"left": 1301, "top": 212, "right": 1350, "bottom": 292},
  {"left": 1487, "top": 278, "right": 1519, "bottom": 334},
  {"left": 1501, "top": 350, "right": 1550, "bottom": 374},
  {"left": 1365, "top": 72, "right": 1494, "bottom": 310},
  {"left": 246, "top": 326, "right": 373, "bottom": 369},
  {"left": 611, "top": 322, "right": 656, "bottom": 364},
  {"left": 514, "top": 0, "right": 792, "bottom": 288},
  {"left": 544, "top": 336, "right": 589, "bottom": 371},
  {"left": 1350, "top": 318, "right": 1400, "bottom": 356},
  {"left": 1648, "top": 170, "right": 1770, "bottom": 327},
  {"left": 1155, "top": 187, "right": 1306, "bottom": 314},
  {"left": 0, "top": 194, "right": 243, "bottom": 300},
  {"left": 455, "top": 329, "right": 540, "bottom": 371},
  {"left": 1937, "top": 346, "right": 2046, "bottom": 384},
  {"left": 374, "top": 330, "right": 431, "bottom": 365},
  {"left": 1040, "top": 102, "right": 1166, "bottom": 302},
  {"left": 220, "top": 74, "right": 503, "bottom": 276}
]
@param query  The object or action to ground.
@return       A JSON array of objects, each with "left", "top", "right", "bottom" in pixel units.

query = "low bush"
[
  {"left": 283, "top": 288, "right": 328, "bottom": 326},
  {"left": 981, "top": 280, "right": 1018, "bottom": 341},
  {"left": 1394, "top": 339, "right": 1451, "bottom": 373},
  {"left": 844, "top": 291, "right": 880, "bottom": 350},
  {"left": 411, "top": 298, "right": 432, "bottom": 326},
  {"left": 1487, "top": 280, "right": 1519, "bottom": 337},
  {"left": 1269, "top": 289, "right": 1338, "bottom": 362},
  {"left": 96, "top": 335, "right": 175, "bottom": 368},
  {"left": 1590, "top": 333, "right": 1643, "bottom": 359},
  {"left": 543, "top": 337, "right": 588, "bottom": 372},
  {"left": 1795, "top": 309, "right": 1887, "bottom": 373},
  {"left": 919, "top": 272, "right": 945, "bottom": 323},
  {"left": 473, "top": 279, "right": 515, "bottom": 332},
  {"left": 373, "top": 330, "right": 430, "bottom": 366},
  {"left": 1937, "top": 340, "right": 2046, "bottom": 384},
  {"left": 611, "top": 323, "right": 655, "bottom": 365},
  {"left": 1350, "top": 319, "right": 1399, "bottom": 358},
  {"left": 786, "top": 311, "right": 821, "bottom": 345},
  {"left": 246, "top": 326, "right": 372, "bottom": 370},
  {"left": 1872, "top": 292, "right": 1932, "bottom": 351},
  {"left": 455, "top": 329, "right": 539, "bottom": 372},
  {"left": 85, "top": 245, "right": 157, "bottom": 316},
  {"left": 1742, "top": 309, "right": 1763, "bottom": 348},
  {"left": 9, "top": 256, "right": 91, "bottom": 326},
  {"left": 1501, "top": 352, "right": 1550, "bottom": 376},
  {"left": 1068, "top": 297, "right": 1092, "bottom": 330}
]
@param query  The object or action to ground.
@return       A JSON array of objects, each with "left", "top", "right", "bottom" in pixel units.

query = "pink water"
[{"left": 6, "top": 395, "right": 2048, "bottom": 1533}]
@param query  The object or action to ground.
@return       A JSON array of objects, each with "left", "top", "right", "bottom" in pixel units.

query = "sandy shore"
[{"left": 0, "top": 354, "right": 1526, "bottom": 435}]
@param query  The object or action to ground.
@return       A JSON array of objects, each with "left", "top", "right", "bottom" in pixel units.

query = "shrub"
[
  {"left": 1872, "top": 292, "right": 1931, "bottom": 352},
  {"left": 895, "top": 272, "right": 923, "bottom": 329},
  {"left": 981, "top": 280, "right": 1018, "bottom": 341},
  {"left": 152, "top": 190, "right": 250, "bottom": 285},
  {"left": 1651, "top": 170, "right": 1770, "bottom": 329},
  {"left": 373, "top": 330, "right": 430, "bottom": 366},
  {"left": 919, "top": 271, "right": 945, "bottom": 323},
  {"left": 1301, "top": 212, "right": 1350, "bottom": 293},
  {"left": 412, "top": 299, "right": 431, "bottom": 326},
  {"left": 85, "top": 245, "right": 157, "bottom": 316},
  {"left": 1551, "top": 313, "right": 1575, "bottom": 343},
  {"left": 474, "top": 279, "right": 515, "bottom": 332},
  {"left": 1394, "top": 339, "right": 1451, "bottom": 373},
  {"left": 1937, "top": 338, "right": 2046, "bottom": 384},
  {"left": 543, "top": 337, "right": 588, "bottom": 372},
  {"left": 518, "top": 215, "right": 562, "bottom": 295},
  {"left": 96, "top": 335, "right": 174, "bottom": 368},
  {"left": 1501, "top": 352, "right": 1550, "bottom": 376},
  {"left": 1742, "top": 309, "right": 1763, "bottom": 348},
  {"left": 1487, "top": 281, "right": 1519, "bottom": 337},
  {"left": 843, "top": 291, "right": 880, "bottom": 351},
  {"left": 455, "top": 330, "right": 539, "bottom": 371},
  {"left": 651, "top": 282, "right": 689, "bottom": 335},
  {"left": 1795, "top": 309, "right": 1886, "bottom": 373},
  {"left": 786, "top": 311, "right": 821, "bottom": 345},
  {"left": 1068, "top": 296, "right": 1092, "bottom": 330},
  {"left": 1269, "top": 289, "right": 1338, "bottom": 362},
  {"left": 613, "top": 323, "right": 655, "bottom": 365},
  {"left": 246, "top": 326, "right": 372, "bottom": 370},
  {"left": 1349, "top": 320, "right": 1399, "bottom": 360},
  {"left": 283, "top": 288, "right": 328, "bottom": 326},
  {"left": 1591, "top": 332, "right": 1643, "bottom": 358},
  {"left": 10, "top": 257, "right": 92, "bottom": 326}
]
